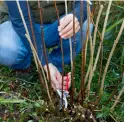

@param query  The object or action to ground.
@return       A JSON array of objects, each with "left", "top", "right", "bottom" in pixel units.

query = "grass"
[{"left": 0, "top": 1, "right": 124, "bottom": 122}]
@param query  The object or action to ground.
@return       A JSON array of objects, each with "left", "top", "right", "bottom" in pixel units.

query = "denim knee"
[{"left": 0, "top": 21, "right": 29, "bottom": 67}]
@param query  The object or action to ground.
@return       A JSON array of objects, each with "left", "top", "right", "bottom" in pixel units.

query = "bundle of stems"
[
  {"left": 85, "top": 4, "right": 104, "bottom": 98},
  {"left": 16, "top": 0, "right": 54, "bottom": 107},
  {"left": 93, "top": 0, "right": 112, "bottom": 72},
  {"left": 84, "top": 0, "right": 111, "bottom": 87},
  {"left": 99, "top": 21, "right": 124, "bottom": 98},
  {"left": 26, "top": 0, "right": 45, "bottom": 88}
]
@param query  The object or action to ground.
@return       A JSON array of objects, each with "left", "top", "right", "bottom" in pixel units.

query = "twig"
[
  {"left": 76, "top": 1, "right": 89, "bottom": 101},
  {"left": 93, "top": 5, "right": 103, "bottom": 53},
  {"left": 37, "top": 0, "right": 52, "bottom": 92},
  {"left": 100, "top": 21, "right": 124, "bottom": 98},
  {"left": 54, "top": 1, "right": 64, "bottom": 109},
  {"left": 104, "top": 73, "right": 123, "bottom": 105},
  {"left": 84, "top": 27, "right": 89, "bottom": 65},
  {"left": 65, "top": 0, "right": 74, "bottom": 105},
  {"left": 93, "top": 1, "right": 112, "bottom": 72},
  {"left": 110, "top": 86, "right": 124, "bottom": 111},
  {"left": 86, "top": 3, "right": 93, "bottom": 98},
  {"left": 16, "top": 0, "right": 54, "bottom": 107},
  {"left": 109, "top": 113, "right": 118, "bottom": 122},
  {"left": 71, "top": 0, "right": 76, "bottom": 105},
  {"left": 80, "top": 0, "right": 85, "bottom": 103},
  {"left": 26, "top": 0, "right": 45, "bottom": 87}
]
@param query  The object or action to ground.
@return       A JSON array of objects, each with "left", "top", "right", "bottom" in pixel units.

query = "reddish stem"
[
  {"left": 26, "top": 1, "right": 45, "bottom": 87},
  {"left": 54, "top": 1, "right": 64, "bottom": 109}
]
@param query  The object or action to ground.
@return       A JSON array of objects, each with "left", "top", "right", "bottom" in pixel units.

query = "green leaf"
[
  {"left": 0, "top": 98, "right": 25, "bottom": 104},
  {"left": 34, "top": 102, "right": 41, "bottom": 108},
  {"left": 105, "top": 18, "right": 123, "bottom": 32},
  {"left": 96, "top": 113, "right": 103, "bottom": 118}
]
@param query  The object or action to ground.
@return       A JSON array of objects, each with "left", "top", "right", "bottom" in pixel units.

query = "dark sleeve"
[
  {"left": 6, "top": 1, "right": 52, "bottom": 66},
  {"left": 72, "top": 1, "right": 92, "bottom": 23}
]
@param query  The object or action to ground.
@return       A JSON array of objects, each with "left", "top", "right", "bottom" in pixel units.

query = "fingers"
[
  {"left": 51, "top": 76, "right": 60, "bottom": 90},
  {"left": 61, "top": 22, "right": 80, "bottom": 39},
  {"left": 58, "top": 14, "right": 80, "bottom": 39},
  {"left": 51, "top": 83, "right": 56, "bottom": 91},
  {"left": 59, "top": 14, "right": 73, "bottom": 31},
  {"left": 59, "top": 17, "right": 78, "bottom": 37},
  {"left": 67, "top": 72, "right": 71, "bottom": 89}
]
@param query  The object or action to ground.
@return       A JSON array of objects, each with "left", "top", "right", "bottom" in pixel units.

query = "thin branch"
[
  {"left": 99, "top": 21, "right": 124, "bottom": 97},
  {"left": 80, "top": 0, "right": 85, "bottom": 103},
  {"left": 104, "top": 73, "right": 123, "bottom": 105},
  {"left": 93, "top": 1, "right": 112, "bottom": 72},
  {"left": 54, "top": 1, "right": 65, "bottom": 109},
  {"left": 93, "top": 5, "right": 103, "bottom": 53},
  {"left": 71, "top": 0, "right": 76, "bottom": 105},
  {"left": 86, "top": 3, "right": 93, "bottom": 98},
  {"left": 37, "top": 0, "right": 52, "bottom": 92},
  {"left": 26, "top": 0, "right": 45, "bottom": 87},
  {"left": 110, "top": 86, "right": 124, "bottom": 111},
  {"left": 65, "top": 0, "right": 74, "bottom": 105}
]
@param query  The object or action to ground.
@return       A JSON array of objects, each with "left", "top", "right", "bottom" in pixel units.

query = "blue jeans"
[{"left": 0, "top": 20, "right": 93, "bottom": 72}]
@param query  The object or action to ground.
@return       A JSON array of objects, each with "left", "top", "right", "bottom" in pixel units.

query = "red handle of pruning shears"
[{"left": 66, "top": 74, "right": 69, "bottom": 91}]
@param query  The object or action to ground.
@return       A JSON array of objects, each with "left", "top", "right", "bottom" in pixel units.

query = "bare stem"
[
  {"left": 93, "top": 1, "right": 112, "bottom": 72},
  {"left": 86, "top": 3, "right": 93, "bottom": 98},
  {"left": 93, "top": 5, "right": 103, "bottom": 53},
  {"left": 54, "top": 1, "right": 64, "bottom": 109},
  {"left": 80, "top": 0, "right": 85, "bottom": 103},
  {"left": 99, "top": 21, "right": 124, "bottom": 97},
  {"left": 110, "top": 86, "right": 124, "bottom": 111},
  {"left": 26, "top": 0, "right": 45, "bottom": 87},
  {"left": 37, "top": 0, "right": 52, "bottom": 92},
  {"left": 105, "top": 73, "right": 123, "bottom": 105},
  {"left": 71, "top": 0, "right": 76, "bottom": 105},
  {"left": 16, "top": 0, "right": 54, "bottom": 107}
]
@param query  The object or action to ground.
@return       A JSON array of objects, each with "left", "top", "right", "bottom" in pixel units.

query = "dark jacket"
[
  {"left": 1, "top": 1, "right": 73, "bottom": 24},
  {"left": 4, "top": 1, "right": 88, "bottom": 67}
]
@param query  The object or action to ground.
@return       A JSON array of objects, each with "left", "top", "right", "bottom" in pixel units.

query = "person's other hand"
[
  {"left": 58, "top": 14, "right": 80, "bottom": 39},
  {"left": 44, "top": 63, "right": 71, "bottom": 91}
]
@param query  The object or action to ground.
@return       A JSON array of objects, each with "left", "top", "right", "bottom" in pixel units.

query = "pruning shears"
[{"left": 57, "top": 74, "right": 69, "bottom": 109}]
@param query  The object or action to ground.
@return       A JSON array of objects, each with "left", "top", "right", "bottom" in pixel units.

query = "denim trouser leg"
[
  {"left": 0, "top": 21, "right": 30, "bottom": 69},
  {"left": 0, "top": 20, "right": 93, "bottom": 71}
]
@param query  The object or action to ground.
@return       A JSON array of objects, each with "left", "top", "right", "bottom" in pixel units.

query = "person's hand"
[
  {"left": 44, "top": 63, "right": 71, "bottom": 91},
  {"left": 58, "top": 14, "right": 80, "bottom": 39}
]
